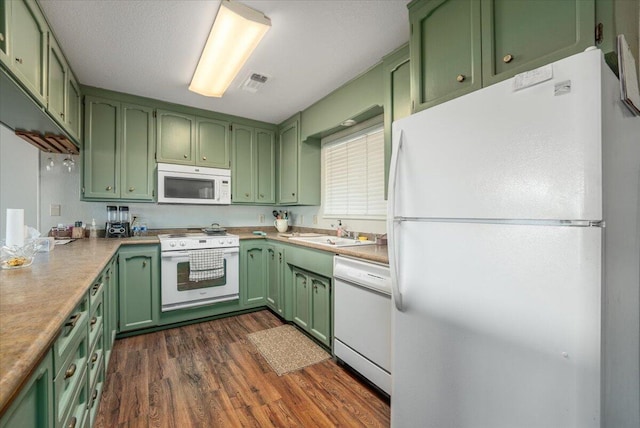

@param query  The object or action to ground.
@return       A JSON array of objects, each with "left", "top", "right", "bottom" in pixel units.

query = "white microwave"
[{"left": 157, "top": 163, "right": 231, "bottom": 205}]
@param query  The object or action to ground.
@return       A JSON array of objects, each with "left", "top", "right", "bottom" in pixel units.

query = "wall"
[{"left": 0, "top": 124, "right": 39, "bottom": 240}]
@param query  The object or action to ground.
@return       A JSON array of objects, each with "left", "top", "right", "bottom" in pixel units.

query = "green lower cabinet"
[
  {"left": 308, "top": 275, "right": 331, "bottom": 346},
  {"left": 0, "top": 350, "right": 53, "bottom": 428},
  {"left": 240, "top": 241, "right": 267, "bottom": 307},
  {"left": 118, "top": 245, "right": 160, "bottom": 332},
  {"left": 266, "top": 245, "right": 285, "bottom": 316},
  {"left": 292, "top": 268, "right": 310, "bottom": 330},
  {"left": 291, "top": 267, "right": 331, "bottom": 348},
  {"left": 104, "top": 256, "right": 118, "bottom": 367}
]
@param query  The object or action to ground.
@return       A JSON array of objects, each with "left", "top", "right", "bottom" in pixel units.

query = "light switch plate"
[{"left": 50, "top": 204, "right": 61, "bottom": 216}]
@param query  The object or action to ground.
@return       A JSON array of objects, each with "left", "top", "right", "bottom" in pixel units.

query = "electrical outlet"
[
  {"left": 312, "top": 215, "right": 318, "bottom": 224},
  {"left": 259, "top": 214, "right": 265, "bottom": 223},
  {"left": 50, "top": 204, "right": 61, "bottom": 216},
  {"left": 299, "top": 215, "right": 304, "bottom": 225}
]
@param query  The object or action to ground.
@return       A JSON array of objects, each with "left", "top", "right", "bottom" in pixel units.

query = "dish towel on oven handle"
[{"left": 189, "top": 249, "right": 225, "bottom": 282}]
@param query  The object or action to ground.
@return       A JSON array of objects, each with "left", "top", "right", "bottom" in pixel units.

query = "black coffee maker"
[{"left": 105, "top": 206, "right": 130, "bottom": 238}]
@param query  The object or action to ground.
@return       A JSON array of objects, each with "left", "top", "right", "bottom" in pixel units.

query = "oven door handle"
[{"left": 161, "top": 247, "right": 239, "bottom": 259}]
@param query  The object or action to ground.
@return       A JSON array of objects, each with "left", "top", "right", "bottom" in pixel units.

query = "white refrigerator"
[{"left": 388, "top": 49, "right": 640, "bottom": 428}]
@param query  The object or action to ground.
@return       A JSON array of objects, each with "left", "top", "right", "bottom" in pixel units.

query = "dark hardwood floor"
[{"left": 94, "top": 310, "right": 390, "bottom": 427}]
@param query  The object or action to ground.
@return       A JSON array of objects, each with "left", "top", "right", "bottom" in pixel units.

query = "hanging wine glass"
[
  {"left": 46, "top": 154, "right": 55, "bottom": 171},
  {"left": 63, "top": 155, "right": 75, "bottom": 172}
]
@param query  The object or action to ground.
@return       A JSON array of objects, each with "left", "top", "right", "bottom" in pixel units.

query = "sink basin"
[{"left": 288, "top": 235, "right": 376, "bottom": 248}]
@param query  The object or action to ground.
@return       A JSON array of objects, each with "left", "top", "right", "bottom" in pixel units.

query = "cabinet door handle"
[
  {"left": 64, "top": 363, "right": 76, "bottom": 379},
  {"left": 67, "top": 417, "right": 77, "bottom": 428},
  {"left": 245, "top": 193, "right": 250, "bottom": 197},
  {"left": 0, "top": 33, "right": 4, "bottom": 42},
  {"left": 91, "top": 352, "right": 98, "bottom": 364},
  {"left": 503, "top": 54, "right": 514, "bottom": 63},
  {"left": 291, "top": 192, "right": 295, "bottom": 197},
  {"left": 249, "top": 253, "right": 254, "bottom": 259},
  {"left": 259, "top": 194, "right": 264, "bottom": 198},
  {"left": 91, "top": 389, "right": 98, "bottom": 404},
  {"left": 142, "top": 261, "right": 147, "bottom": 267},
  {"left": 65, "top": 313, "right": 81, "bottom": 330},
  {"left": 60, "top": 112, "right": 65, "bottom": 118},
  {"left": 202, "top": 156, "right": 207, "bottom": 160},
  {"left": 91, "top": 283, "right": 101, "bottom": 295},
  {"left": 129, "top": 187, "right": 135, "bottom": 192},
  {"left": 183, "top": 154, "right": 188, "bottom": 159},
  {"left": 456, "top": 74, "right": 465, "bottom": 83},
  {"left": 90, "top": 316, "right": 97, "bottom": 330},
  {"left": 15, "top": 57, "right": 23, "bottom": 64},
  {"left": 106, "top": 186, "right": 113, "bottom": 191}
]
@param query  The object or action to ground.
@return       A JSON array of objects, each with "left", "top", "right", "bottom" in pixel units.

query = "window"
[{"left": 323, "top": 124, "right": 386, "bottom": 218}]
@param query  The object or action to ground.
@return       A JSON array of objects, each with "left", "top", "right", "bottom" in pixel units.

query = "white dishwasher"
[{"left": 333, "top": 255, "right": 391, "bottom": 395}]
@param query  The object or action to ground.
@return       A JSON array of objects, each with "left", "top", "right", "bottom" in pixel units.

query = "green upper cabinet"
[
  {"left": 47, "top": 36, "right": 81, "bottom": 143},
  {"left": 277, "top": 113, "right": 320, "bottom": 206},
  {"left": 83, "top": 96, "right": 120, "bottom": 199},
  {"left": 7, "top": 0, "right": 47, "bottom": 106},
  {"left": 156, "top": 109, "right": 196, "bottom": 165},
  {"left": 0, "top": 1, "right": 9, "bottom": 66},
  {"left": 121, "top": 103, "right": 155, "bottom": 200},
  {"left": 278, "top": 117, "right": 299, "bottom": 204},
  {"left": 118, "top": 245, "right": 160, "bottom": 332},
  {"left": 409, "top": 0, "right": 482, "bottom": 113},
  {"left": 481, "top": 0, "right": 594, "bottom": 86},
  {"left": 65, "top": 72, "right": 81, "bottom": 141},
  {"left": 255, "top": 128, "right": 275, "bottom": 204},
  {"left": 157, "top": 109, "right": 231, "bottom": 168},
  {"left": 196, "top": 117, "right": 230, "bottom": 169},
  {"left": 408, "top": 0, "right": 599, "bottom": 111},
  {"left": 383, "top": 44, "right": 411, "bottom": 196},
  {"left": 47, "top": 36, "right": 66, "bottom": 125},
  {"left": 231, "top": 124, "right": 255, "bottom": 203},
  {"left": 83, "top": 96, "right": 155, "bottom": 201},
  {"left": 231, "top": 124, "right": 275, "bottom": 204}
]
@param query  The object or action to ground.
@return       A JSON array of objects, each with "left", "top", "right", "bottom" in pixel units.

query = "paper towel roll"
[{"left": 6, "top": 209, "right": 25, "bottom": 247}]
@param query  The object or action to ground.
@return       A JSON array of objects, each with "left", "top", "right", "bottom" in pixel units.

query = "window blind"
[{"left": 323, "top": 126, "right": 386, "bottom": 218}]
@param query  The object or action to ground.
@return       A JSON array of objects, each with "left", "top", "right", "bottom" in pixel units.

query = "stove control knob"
[
  {"left": 169, "top": 241, "right": 176, "bottom": 247},
  {"left": 219, "top": 239, "right": 225, "bottom": 245},
  {"left": 227, "top": 239, "right": 233, "bottom": 244},
  {"left": 179, "top": 240, "right": 186, "bottom": 247}
]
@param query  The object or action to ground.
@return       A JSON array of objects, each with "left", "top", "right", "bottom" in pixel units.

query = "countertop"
[{"left": 0, "top": 231, "right": 386, "bottom": 414}]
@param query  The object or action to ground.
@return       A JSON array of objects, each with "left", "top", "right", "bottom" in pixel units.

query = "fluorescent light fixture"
[{"left": 189, "top": 0, "right": 271, "bottom": 97}]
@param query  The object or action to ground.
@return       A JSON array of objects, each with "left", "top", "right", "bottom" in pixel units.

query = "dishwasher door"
[{"left": 334, "top": 256, "right": 391, "bottom": 395}]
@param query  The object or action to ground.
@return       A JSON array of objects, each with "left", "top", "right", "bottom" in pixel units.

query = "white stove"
[
  {"left": 158, "top": 233, "right": 239, "bottom": 251},
  {"left": 158, "top": 232, "right": 240, "bottom": 312}
]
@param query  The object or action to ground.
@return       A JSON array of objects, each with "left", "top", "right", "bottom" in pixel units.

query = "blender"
[{"left": 105, "top": 206, "right": 131, "bottom": 238}]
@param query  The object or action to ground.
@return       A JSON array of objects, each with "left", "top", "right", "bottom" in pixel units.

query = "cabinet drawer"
[
  {"left": 53, "top": 294, "right": 89, "bottom": 375},
  {"left": 87, "top": 328, "right": 104, "bottom": 390},
  {"left": 87, "top": 358, "right": 105, "bottom": 427},
  {"left": 89, "top": 274, "right": 105, "bottom": 309},
  {"left": 60, "top": 369, "right": 88, "bottom": 428},
  {"left": 54, "top": 332, "right": 88, "bottom": 428},
  {"left": 88, "top": 292, "right": 104, "bottom": 352}
]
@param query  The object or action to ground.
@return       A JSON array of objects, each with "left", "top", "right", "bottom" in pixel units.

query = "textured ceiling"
[{"left": 38, "top": 0, "right": 410, "bottom": 124}]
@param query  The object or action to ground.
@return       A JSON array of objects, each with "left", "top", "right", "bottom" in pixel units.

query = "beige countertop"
[{"left": 0, "top": 231, "right": 386, "bottom": 415}]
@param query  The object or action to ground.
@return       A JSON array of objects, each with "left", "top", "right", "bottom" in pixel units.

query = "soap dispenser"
[{"left": 336, "top": 220, "right": 344, "bottom": 237}]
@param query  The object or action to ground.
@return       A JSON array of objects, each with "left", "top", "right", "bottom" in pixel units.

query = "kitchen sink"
[{"left": 288, "top": 235, "right": 376, "bottom": 248}]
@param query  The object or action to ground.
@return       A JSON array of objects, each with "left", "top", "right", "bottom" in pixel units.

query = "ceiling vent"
[{"left": 240, "top": 72, "right": 270, "bottom": 93}]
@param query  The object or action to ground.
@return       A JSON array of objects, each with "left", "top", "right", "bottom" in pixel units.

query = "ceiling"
[{"left": 38, "top": 0, "right": 410, "bottom": 125}]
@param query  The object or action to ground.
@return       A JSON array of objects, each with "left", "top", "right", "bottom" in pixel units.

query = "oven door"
[{"left": 161, "top": 247, "right": 239, "bottom": 311}]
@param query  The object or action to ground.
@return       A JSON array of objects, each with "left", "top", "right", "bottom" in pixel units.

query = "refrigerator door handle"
[{"left": 387, "top": 130, "right": 404, "bottom": 311}]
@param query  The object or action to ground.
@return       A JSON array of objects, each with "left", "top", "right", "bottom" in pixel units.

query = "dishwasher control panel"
[{"left": 333, "top": 256, "right": 391, "bottom": 295}]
